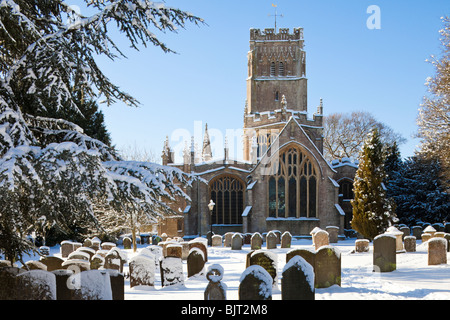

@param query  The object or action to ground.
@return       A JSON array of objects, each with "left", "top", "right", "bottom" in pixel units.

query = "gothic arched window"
[
  {"left": 210, "top": 175, "right": 245, "bottom": 225},
  {"left": 268, "top": 146, "right": 318, "bottom": 218},
  {"left": 339, "top": 179, "right": 354, "bottom": 200}
]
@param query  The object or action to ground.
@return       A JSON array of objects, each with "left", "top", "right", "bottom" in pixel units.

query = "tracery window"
[
  {"left": 210, "top": 175, "right": 244, "bottom": 225},
  {"left": 268, "top": 146, "right": 318, "bottom": 218},
  {"left": 339, "top": 179, "right": 354, "bottom": 200},
  {"left": 279, "top": 62, "right": 285, "bottom": 76},
  {"left": 270, "top": 62, "right": 276, "bottom": 77}
]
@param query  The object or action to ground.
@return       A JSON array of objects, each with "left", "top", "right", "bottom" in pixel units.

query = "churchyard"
[{"left": 1, "top": 224, "right": 450, "bottom": 300}]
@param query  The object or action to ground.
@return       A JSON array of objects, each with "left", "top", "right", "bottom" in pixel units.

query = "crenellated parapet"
[{"left": 250, "top": 28, "right": 303, "bottom": 42}]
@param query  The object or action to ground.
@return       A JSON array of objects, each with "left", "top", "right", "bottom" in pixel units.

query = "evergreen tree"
[
  {"left": 351, "top": 128, "right": 397, "bottom": 240},
  {"left": 417, "top": 17, "right": 450, "bottom": 190},
  {"left": 0, "top": 0, "right": 203, "bottom": 261}
]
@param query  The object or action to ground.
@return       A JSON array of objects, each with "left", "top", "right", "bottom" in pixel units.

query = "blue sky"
[{"left": 87, "top": 0, "right": 449, "bottom": 163}]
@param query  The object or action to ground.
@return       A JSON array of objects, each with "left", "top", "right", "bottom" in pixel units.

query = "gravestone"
[
  {"left": 421, "top": 233, "right": 432, "bottom": 243},
  {"left": 231, "top": 233, "right": 243, "bottom": 250},
  {"left": 68, "top": 250, "right": 90, "bottom": 261},
  {"left": 77, "top": 246, "right": 96, "bottom": 260},
  {"left": 266, "top": 231, "right": 278, "bottom": 249},
  {"left": 249, "top": 250, "right": 278, "bottom": 284},
  {"left": 22, "top": 260, "right": 47, "bottom": 271},
  {"left": 399, "top": 226, "right": 410, "bottom": 240},
  {"left": 160, "top": 257, "right": 184, "bottom": 287},
  {"left": 204, "top": 264, "right": 226, "bottom": 300},
  {"left": 428, "top": 238, "right": 447, "bottom": 265},
  {"left": 355, "top": 239, "right": 370, "bottom": 253},
  {"left": 166, "top": 244, "right": 182, "bottom": 259},
  {"left": 90, "top": 237, "right": 101, "bottom": 251},
  {"left": 107, "top": 269, "right": 124, "bottom": 300},
  {"left": 251, "top": 233, "right": 263, "bottom": 250},
  {"left": 123, "top": 237, "right": 132, "bottom": 249},
  {"left": 411, "top": 226, "right": 422, "bottom": 240},
  {"left": 326, "top": 226, "right": 339, "bottom": 243},
  {"left": 315, "top": 246, "right": 341, "bottom": 288},
  {"left": 243, "top": 233, "right": 252, "bottom": 245},
  {"left": 104, "top": 247, "right": 127, "bottom": 273},
  {"left": 101, "top": 242, "right": 116, "bottom": 251},
  {"left": 385, "top": 226, "right": 404, "bottom": 252},
  {"left": 224, "top": 233, "right": 234, "bottom": 247},
  {"left": 39, "top": 246, "right": 50, "bottom": 256},
  {"left": 404, "top": 236, "right": 416, "bottom": 252},
  {"left": 281, "top": 256, "right": 315, "bottom": 300},
  {"left": 373, "top": 234, "right": 396, "bottom": 272},
  {"left": 423, "top": 225, "right": 437, "bottom": 237},
  {"left": 152, "top": 235, "right": 162, "bottom": 245},
  {"left": 83, "top": 238, "right": 92, "bottom": 248},
  {"left": 444, "top": 223, "right": 450, "bottom": 234},
  {"left": 40, "top": 256, "right": 64, "bottom": 271},
  {"left": 180, "top": 242, "right": 190, "bottom": 260},
  {"left": 273, "top": 230, "right": 282, "bottom": 244},
  {"left": 129, "top": 255, "right": 155, "bottom": 288},
  {"left": 187, "top": 248, "right": 205, "bottom": 277},
  {"left": 0, "top": 267, "right": 24, "bottom": 300},
  {"left": 310, "top": 227, "right": 322, "bottom": 247},
  {"left": 281, "top": 231, "right": 292, "bottom": 248},
  {"left": 286, "top": 248, "right": 316, "bottom": 272},
  {"left": 211, "top": 235, "right": 223, "bottom": 247},
  {"left": 147, "top": 245, "right": 163, "bottom": 265},
  {"left": 52, "top": 269, "right": 73, "bottom": 300},
  {"left": 445, "top": 234, "right": 450, "bottom": 253},
  {"left": 62, "top": 259, "right": 90, "bottom": 272},
  {"left": 238, "top": 265, "right": 272, "bottom": 300},
  {"left": 189, "top": 238, "right": 208, "bottom": 261},
  {"left": 68, "top": 270, "right": 113, "bottom": 300},
  {"left": 61, "top": 241, "right": 75, "bottom": 258},
  {"left": 16, "top": 270, "right": 57, "bottom": 300},
  {"left": 314, "top": 230, "right": 329, "bottom": 250}
]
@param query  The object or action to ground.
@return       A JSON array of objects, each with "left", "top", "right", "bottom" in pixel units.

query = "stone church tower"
[{"left": 161, "top": 27, "right": 356, "bottom": 238}]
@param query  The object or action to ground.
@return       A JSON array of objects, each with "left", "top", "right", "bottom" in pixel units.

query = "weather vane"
[{"left": 269, "top": 4, "right": 283, "bottom": 31}]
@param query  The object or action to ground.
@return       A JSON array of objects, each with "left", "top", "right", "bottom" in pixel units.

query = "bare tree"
[{"left": 323, "top": 111, "right": 406, "bottom": 161}]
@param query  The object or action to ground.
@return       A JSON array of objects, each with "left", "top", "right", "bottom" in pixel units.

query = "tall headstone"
[
  {"left": 204, "top": 264, "right": 226, "bottom": 300},
  {"left": 251, "top": 232, "right": 263, "bottom": 250},
  {"left": 239, "top": 265, "right": 272, "bottom": 300},
  {"left": 404, "top": 236, "right": 416, "bottom": 252},
  {"left": 61, "top": 241, "right": 74, "bottom": 258},
  {"left": 266, "top": 231, "right": 278, "bottom": 249},
  {"left": 224, "top": 232, "right": 234, "bottom": 247},
  {"left": 16, "top": 270, "right": 57, "bottom": 300},
  {"left": 129, "top": 255, "right": 155, "bottom": 288},
  {"left": 187, "top": 248, "right": 205, "bottom": 277},
  {"left": 231, "top": 233, "right": 243, "bottom": 250},
  {"left": 411, "top": 226, "right": 422, "bottom": 240},
  {"left": 281, "top": 231, "right": 292, "bottom": 248},
  {"left": 211, "top": 235, "right": 223, "bottom": 247},
  {"left": 249, "top": 250, "right": 278, "bottom": 284},
  {"left": 68, "top": 270, "right": 113, "bottom": 300},
  {"left": 281, "top": 256, "right": 315, "bottom": 300},
  {"left": 373, "top": 234, "right": 396, "bottom": 272},
  {"left": 160, "top": 257, "right": 184, "bottom": 287},
  {"left": 326, "top": 226, "right": 339, "bottom": 243},
  {"left": 428, "top": 238, "right": 447, "bottom": 265},
  {"left": 314, "top": 230, "right": 329, "bottom": 250},
  {"left": 315, "top": 246, "right": 341, "bottom": 288}
]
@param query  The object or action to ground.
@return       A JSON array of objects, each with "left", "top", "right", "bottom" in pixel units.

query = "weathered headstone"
[
  {"left": 314, "top": 230, "right": 329, "bottom": 250},
  {"left": 204, "top": 264, "right": 226, "bottom": 300},
  {"left": 249, "top": 250, "right": 278, "bottom": 284},
  {"left": 187, "top": 247, "right": 205, "bottom": 277},
  {"left": 166, "top": 244, "right": 183, "bottom": 259},
  {"left": 310, "top": 227, "right": 322, "bottom": 247},
  {"left": 224, "top": 232, "right": 234, "bottom": 247},
  {"left": 104, "top": 247, "right": 127, "bottom": 273},
  {"left": 160, "top": 257, "right": 184, "bottom": 287},
  {"left": 315, "top": 246, "right": 341, "bottom": 288},
  {"left": 67, "top": 250, "right": 90, "bottom": 261},
  {"left": 243, "top": 233, "right": 252, "bottom": 245},
  {"left": 68, "top": 270, "right": 113, "bottom": 300},
  {"left": 22, "top": 260, "right": 47, "bottom": 271},
  {"left": 238, "top": 265, "right": 272, "bottom": 300},
  {"left": 266, "top": 231, "right": 277, "bottom": 249},
  {"left": 281, "top": 231, "right": 292, "bottom": 248},
  {"left": 40, "top": 256, "right": 64, "bottom": 271},
  {"left": 52, "top": 269, "right": 73, "bottom": 300},
  {"left": 251, "top": 232, "right": 263, "bottom": 250},
  {"left": 399, "top": 226, "right": 410, "bottom": 240},
  {"left": 62, "top": 259, "right": 90, "bottom": 272},
  {"left": 211, "top": 235, "right": 223, "bottom": 247},
  {"left": 422, "top": 233, "right": 432, "bottom": 243},
  {"left": 231, "top": 233, "right": 243, "bottom": 250},
  {"left": 16, "top": 270, "right": 56, "bottom": 300},
  {"left": 326, "top": 226, "right": 339, "bottom": 243},
  {"left": 373, "top": 234, "right": 396, "bottom": 272},
  {"left": 101, "top": 242, "right": 116, "bottom": 251},
  {"left": 129, "top": 255, "right": 155, "bottom": 288},
  {"left": 0, "top": 267, "right": 24, "bottom": 299},
  {"left": 355, "top": 239, "right": 370, "bottom": 253},
  {"left": 286, "top": 248, "right": 316, "bottom": 271},
  {"left": 404, "top": 236, "right": 416, "bottom": 252},
  {"left": 189, "top": 238, "right": 208, "bottom": 261},
  {"left": 281, "top": 256, "right": 315, "bottom": 300},
  {"left": 411, "top": 226, "right": 422, "bottom": 240},
  {"left": 61, "top": 240, "right": 75, "bottom": 258},
  {"left": 107, "top": 269, "right": 124, "bottom": 300},
  {"left": 423, "top": 225, "right": 437, "bottom": 237},
  {"left": 385, "top": 226, "right": 404, "bottom": 252},
  {"left": 428, "top": 238, "right": 447, "bottom": 265},
  {"left": 123, "top": 237, "right": 132, "bottom": 249}
]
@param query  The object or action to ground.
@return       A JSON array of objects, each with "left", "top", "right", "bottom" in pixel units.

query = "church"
[{"left": 161, "top": 27, "right": 357, "bottom": 238}]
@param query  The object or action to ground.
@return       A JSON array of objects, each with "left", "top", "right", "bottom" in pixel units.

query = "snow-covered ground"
[{"left": 20, "top": 237, "right": 450, "bottom": 300}]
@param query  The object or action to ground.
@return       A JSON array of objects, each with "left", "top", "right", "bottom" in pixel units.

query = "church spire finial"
[{"left": 202, "top": 123, "right": 212, "bottom": 162}]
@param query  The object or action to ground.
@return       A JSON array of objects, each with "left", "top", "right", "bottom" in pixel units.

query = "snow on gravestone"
[
  {"left": 238, "top": 265, "right": 272, "bottom": 300},
  {"left": 428, "top": 237, "right": 448, "bottom": 265},
  {"left": 204, "top": 264, "right": 227, "bottom": 300},
  {"left": 373, "top": 234, "right": 396, "bottom": 272},
  {"left": 249, "top": 250, "right": 278, "bottom": 285},
  {"left": 315, "top": 245, "right": 341, "bottom": 288},
  {"left": 16, "top": 270, "right": 57, "bottom": 300},
  {"left": 129, "top": 254, "right": 155, "bottom": 288},
  {"left": 187, "top": 247, "right": 205, "bottom": 278},
  {"left": 160, "top": 257, "right": 184, "bottom": 287},
  {"left": 251, "top": 232, "right": 263, "bottom": 250},
  {"left": 68, "top": 270, "right": 113, "bottom": 300},
  {"left": 281, "top": 255, "right": 315, "bottom": 300}
]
